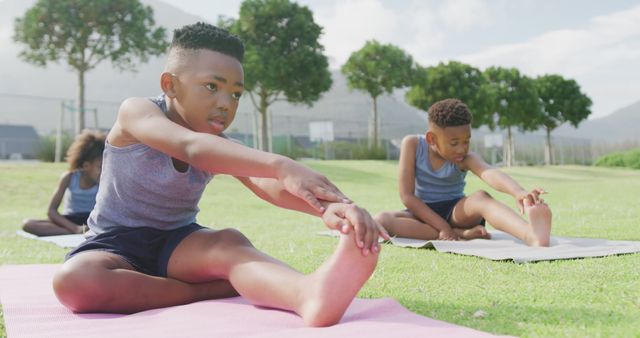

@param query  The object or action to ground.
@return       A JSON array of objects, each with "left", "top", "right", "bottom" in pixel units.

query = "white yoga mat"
[
  {"left": 318, "top": 230, "right": 640, "bottom": 263},
  {"left": 16, "top": 230, "right": 86, "bottom": 248}
]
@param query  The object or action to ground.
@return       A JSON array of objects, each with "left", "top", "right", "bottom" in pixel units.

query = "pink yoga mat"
[{"left": 0, "top": 265, "right": 512, "bottom": 337}]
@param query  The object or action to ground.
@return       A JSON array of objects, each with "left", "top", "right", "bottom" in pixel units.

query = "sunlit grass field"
[{"left": 1, "top": 161, "right": 639, "bottom": 337}]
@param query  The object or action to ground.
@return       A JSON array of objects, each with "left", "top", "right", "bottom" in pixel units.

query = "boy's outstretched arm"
[
  {"left": 113, "top": 98, "right": 347, "bottom": 212},
  {"left": 236, "top": 176, "right": 389, "bottom": 255},
  {"left": 398, "top": 136, "right": 458, "bottom": 240},
  {"left": 463, "top": 153, "right": 546, "bottom": 214}
]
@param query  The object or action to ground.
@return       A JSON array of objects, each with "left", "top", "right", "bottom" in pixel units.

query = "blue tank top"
[
  {"left": 414, "top": 135, "right": 466, "bottom": 203},
  {"left": 62, "top": 171, "right": 98, "bottom": 214},
  {"left": 87, "top": 96, "right": 214, "bottom": 234}
]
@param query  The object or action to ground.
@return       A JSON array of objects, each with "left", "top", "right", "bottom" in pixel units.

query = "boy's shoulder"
[
  {"left": 400, "top": 134, "right": 423, "bottom": 153},
  {"left": 401, "top": 134, "right": 421, "bottom": 146},
  {"left": 111, "top": 96, "right": 165, "bottom": 147},
  {"left": 399, "top": 135, "right": 421, "bottom": 161},
  {"left": 119, "top": 96, "right": 159, "bottom": 114},
  {"left": 116, "top": 96, "right": 166, "bottom": 127}
]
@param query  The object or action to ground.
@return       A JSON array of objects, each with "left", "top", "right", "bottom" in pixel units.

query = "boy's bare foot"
[
  {"left": 523, "top": 200, "right": 552, "bottom": 247},
  {"left": 299, "top": 231, "right": 378, "bottom": 327},
  {"left": 455, "top": 225, "right": 491, "bottom": 240}
]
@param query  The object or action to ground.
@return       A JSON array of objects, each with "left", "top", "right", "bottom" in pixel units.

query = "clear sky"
[{"left": 158, "top": 0, "right": 640, "bottom": 119}]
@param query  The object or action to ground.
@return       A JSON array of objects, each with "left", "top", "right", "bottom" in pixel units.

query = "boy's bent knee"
[
  {"left": 215, "top": 228, "right": 253, "bottom": 248},
  {"left": 470, "top": 190, "right": 492, "bottom": 201},
  {"left": 53, "top": 262, "right": 119, "bottom": 312},
  {"left": 53, "top": 264, "right": 111, "bottom": 312},
  {"left": 373, "top": 212, "right": 392, "bottom": 226}
]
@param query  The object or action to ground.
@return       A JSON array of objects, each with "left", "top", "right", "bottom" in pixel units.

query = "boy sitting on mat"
[
  {"left": 53, "top": 22, "right": 388, "bottom": 327},
  {"left": 374, "top": 98, "right": 552, "bottom": 246}
]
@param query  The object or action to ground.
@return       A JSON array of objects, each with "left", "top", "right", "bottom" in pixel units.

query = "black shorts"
[
  {"left": 413, "top": 197, "right": 486, "bottom": 226},
  {"left": 65, "top": 223, "right": 205, "bottom": 277},
  {"left": 63, "top": 213, "right": 91, "bottom": 225}
]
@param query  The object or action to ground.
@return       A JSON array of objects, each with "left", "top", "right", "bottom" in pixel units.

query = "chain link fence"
[{"left": 1, "top": 94, "right": 637, "bottom": 165}]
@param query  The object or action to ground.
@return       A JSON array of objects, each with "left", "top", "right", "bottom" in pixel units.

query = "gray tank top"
[
  {"left": 414, "top": 135, "right": 466, "bottom": 203},
  {"left": 87, "top": 95, "right": 213, "bottom": 234},
  {"left": 62, "top": 170, "right": 98, "bottom": 214}
]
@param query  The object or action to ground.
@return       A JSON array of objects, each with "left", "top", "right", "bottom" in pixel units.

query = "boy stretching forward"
[
  {"left": 375, "top": 98, "right": 552, "bottom": 246},
  {"left": 54, "top": 22, "right": 388, "bottom": 327}
]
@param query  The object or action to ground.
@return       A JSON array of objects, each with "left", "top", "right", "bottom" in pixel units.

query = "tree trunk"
[
  {"left": 259, "top": 89, "right": 270, "bottom": 152},
  {"left": 544, "top": 126, "right": 553, "bottom": 165},
  {"left": 251, "top": 109, "right": 259, "bottom": 149},
  {"left": 75, "top": 70, "right": 86, "bottom": 135},
  {"left": 506, "top": 126, "right": 513, "bottom": 167},
  {"left": 368, "top": 96, "right": 378, "bottom": 149}
]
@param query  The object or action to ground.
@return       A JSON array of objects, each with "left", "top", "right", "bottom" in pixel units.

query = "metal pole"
[{"left": 55, "top": 102, "right": 64, "bottom": 163}]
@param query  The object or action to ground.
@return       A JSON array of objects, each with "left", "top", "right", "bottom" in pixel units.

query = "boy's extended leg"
[
  {"left": 167, "top": 228, "right": 378, "bottom": 327},
  {"left": 450, "top": 190, "right": 552, "bottom": 246}
]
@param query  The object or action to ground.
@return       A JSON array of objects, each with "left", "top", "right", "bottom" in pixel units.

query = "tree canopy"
[
  {"left": 229, "top": 0, "right": 332, "bottom": 151},
  {"left": 535, "top": 74, "right": 592, "bottom": 164},
  {"left": 535, "top": 74, "right": 592, "bottom": 130},
  {"left": 405, "top": 61, "right": 489, "bottom": 127},
  {"left": 14, "top": 0, "right": 168, "bottom": 135},
  {"left": 483, "top": 66, "right": 541, "bottom": 167},
  {"left": 341, "top": 40, "right": 413, "bottom": 148}
]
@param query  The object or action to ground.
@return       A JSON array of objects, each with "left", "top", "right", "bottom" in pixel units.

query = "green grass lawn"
[{"left": 1, "top": 161, "right": 639, "bottom": 337}]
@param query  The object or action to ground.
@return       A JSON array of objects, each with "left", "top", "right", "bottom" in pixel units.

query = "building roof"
[{"left": 0, "top": 124, "right": 40, "bottom": 140}]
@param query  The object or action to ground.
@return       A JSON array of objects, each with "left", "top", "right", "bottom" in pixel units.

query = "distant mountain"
[{"left": 553, "top": 100, "right": 640, "bottom": 142}]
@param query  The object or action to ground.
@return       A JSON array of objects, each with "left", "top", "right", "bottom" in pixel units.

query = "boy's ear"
[
  {"left": 160, "top": 72, "right": 177, "bottom": 98},
  {"left": 426, "top": 131, "right": 436, "bottom": 145}
]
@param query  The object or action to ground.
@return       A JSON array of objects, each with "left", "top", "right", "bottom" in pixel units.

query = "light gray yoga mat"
[
  {"left": 318, "top": 230, "right": 640, "bottom": 263},
  {"left": 16, "top": 230, "right": 86, "bottom": 248}
]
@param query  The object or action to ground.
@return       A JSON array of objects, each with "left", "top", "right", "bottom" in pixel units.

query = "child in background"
[
  {"left": 375, "top": 98, "right": 552, "bottom": 246},
  {"left": 22, "top": 130, "right": 105, "bottom": 236},
  {"left": 53, "top": 22, "right": 388, "bottom": 327}
]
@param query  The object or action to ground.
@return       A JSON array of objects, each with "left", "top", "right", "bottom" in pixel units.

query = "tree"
[
  {"left": 483, "top": 67, "right": 541, "bottom": 167},
  {"left": 14, "top": 0, "right": 168, "bottom": 135},
  {"left": 405, "top": 61, "right": 489, "bottom": 128},
  {"left": 229, "top": 0, "right": 332, "bottom": 152},
  {"left": 535, "top": 74, "right": 592, "bottom": 165},
  {"left": 341, "top": 40, "right": 414, "bottom": 149}
]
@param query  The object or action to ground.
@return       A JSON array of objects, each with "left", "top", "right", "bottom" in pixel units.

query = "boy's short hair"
[
  {"left": 171, "top": 22, "right": 244, "bottom": 62},
  {"left": 428, "top": 98, "right": 472, "bottom": 128}
]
